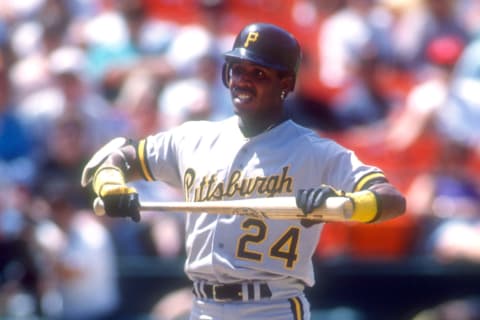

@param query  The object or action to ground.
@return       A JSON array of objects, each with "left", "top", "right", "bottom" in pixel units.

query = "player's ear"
[{"left": 280, "top": 74, "right": 295, "bottom": 94}]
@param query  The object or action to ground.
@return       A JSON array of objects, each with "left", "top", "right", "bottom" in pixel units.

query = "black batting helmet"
[{"left": 222, "top": 23, "right": 302, "bottom": 88}]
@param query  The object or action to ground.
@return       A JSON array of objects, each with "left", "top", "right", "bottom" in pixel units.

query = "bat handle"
[{"left": 93, "top": 197, "right": 106, "bottom": 216}]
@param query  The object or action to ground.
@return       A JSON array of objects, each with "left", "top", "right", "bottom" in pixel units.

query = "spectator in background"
[
  {"left": 457, "top": 0, "right": 480, "bottom": 35},
  {"left": 285, "top": 0, "right": 344, "bottom": 132},
  {"left": 33, "top": 187, "right": 120, "bottom": 320},
  {"left": 407, "top": 139, "right": 480, "bottom": 262},
  {"left": 408, "top": 0, "right": 471, "bottom": 69},
  {"left": 17, "top": 45, "right": 124, "bottom": 156},
  {"left": 157, "top": 0, "right": 234, "bottom": 128},
  {"left": 317, "top": 0, "right": 395, "bottom": 92},
  {"left": 35, "top": 0, "right": 72, "bottom": 51},
  {"left": 436, "top": 34, "right": 480, "bottom": 156},
  {"left": 0, "top": 55, "right": 35, "bottom": 187},
  {"left": 32, "top": 114, "right": 92, "bottom": 211},
  {"left": 377, "top": 0, "right": 471, "bottom": 72},
  {"left": 158, "top": 52, "right": 232, "bottom": 129},
  {"left": 80, "top": 0, "right": 178, "bottom": 100},
  {"left": 328, "top": 41, "right": 400, "bottom": 130},
  {"left": 30, "top": 112, "right": 119, "bottom": 317},
  {"left": 28, "top": 114, "right": 118, "bottom": 318},
  {"left": 289, "top": 0, "right": 396, "bottom": 131},
  {"left": 385, "top": 34, "right": 466, "bottom": 151},
  {"left": 162, "top": 0, "right": 234, "bottom": 78},
  {"left": 7, "top": 0, "right": 73, "bottom": 101},
  {"left": 0, "top": 186, "right": 42, "bottom": 318},
  {"left": 407, "top": 138, "right": 480, "bottom": 320},
  {"left": 114, "top": 68, "right": 163, "bottom": 138}
]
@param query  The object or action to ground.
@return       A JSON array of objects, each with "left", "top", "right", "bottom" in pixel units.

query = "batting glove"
[
  {"left": 92, "top": 166, "right": 141, "bottom": 222},
  {"left": 296, "top": 185, "right": 344, "bottom": 215}
]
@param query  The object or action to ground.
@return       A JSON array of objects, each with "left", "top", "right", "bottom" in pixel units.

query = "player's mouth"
[{"left": 232, "top": 87, "right": 256, "bottom": 104}]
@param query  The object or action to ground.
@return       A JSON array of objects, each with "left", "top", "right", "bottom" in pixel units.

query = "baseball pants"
[{"left": 189, "top": 294, "right": 310, "bottom": 320}]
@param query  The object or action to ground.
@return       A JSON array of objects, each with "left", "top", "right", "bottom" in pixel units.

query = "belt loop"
[
  {"left": 199, "top": 281, "right": 207, "bottom": 299},
  {"left": 253, "top": 282, "right": 261, "bottom": 300},
  {"left": 193, "top": 282, "right": 199, "bottom": 298},
  {"left": 241, "top": 283, "right": 248, "bottom": 302}
]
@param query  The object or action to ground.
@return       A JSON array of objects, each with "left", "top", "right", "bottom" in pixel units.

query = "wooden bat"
[{"left": 93, "top": 196, "right": 354, "bottom": 222}]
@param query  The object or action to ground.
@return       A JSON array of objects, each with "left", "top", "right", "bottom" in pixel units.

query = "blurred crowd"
[{"left": 1, "top": 0, "right": 480, "bottom": 319}]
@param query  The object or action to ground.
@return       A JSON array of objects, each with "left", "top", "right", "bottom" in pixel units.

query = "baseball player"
[{"left": 82, "top": 23, "right": 406, "bottom": 320}]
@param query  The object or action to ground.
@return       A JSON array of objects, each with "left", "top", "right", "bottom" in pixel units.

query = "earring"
[{"left": 280, "top": 91, "right": 287, "bottom": 100}]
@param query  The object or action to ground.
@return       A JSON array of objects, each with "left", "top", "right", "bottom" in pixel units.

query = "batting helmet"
[{"left": 222, "top": 23, "right": 301, "bottom": 88}]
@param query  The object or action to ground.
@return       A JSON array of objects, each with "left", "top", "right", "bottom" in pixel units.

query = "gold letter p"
[{"left": 244, "top": 32, "right": 259, "bottom": 48}]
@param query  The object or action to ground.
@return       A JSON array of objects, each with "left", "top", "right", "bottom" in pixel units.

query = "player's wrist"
[
  {"left": 93, "top": 166, "right": 127, "bottom": 197},
  {"left": 347, "top": 190, "right": 380, "bottom": 223}
]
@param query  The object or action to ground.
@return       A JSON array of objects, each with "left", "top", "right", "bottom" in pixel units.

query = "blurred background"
[{"left": 1, "top": 0, "right": 480, "bottom": 319}]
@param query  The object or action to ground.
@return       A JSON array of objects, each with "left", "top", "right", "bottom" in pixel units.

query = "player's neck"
[{"left": 237, "top": 112, "right": 287, "bottom": 138}]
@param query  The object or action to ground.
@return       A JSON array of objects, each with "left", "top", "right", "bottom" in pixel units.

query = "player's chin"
[{"left": 233, "top": 105, "right": 257, "bottom": 119}]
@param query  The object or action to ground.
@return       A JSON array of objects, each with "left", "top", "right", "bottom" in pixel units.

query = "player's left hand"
[{"left": 296, "top": 185, "right": 344, "bottom": 215}]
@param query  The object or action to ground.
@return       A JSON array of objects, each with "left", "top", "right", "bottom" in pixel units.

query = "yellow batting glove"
[
  {"left": 296, "top": 185, "right": 380, "bottom": 224},
  {"left": 93, "top": 166, "right": 127, "bottom": 196},
  {"left": 346, "top": 190, "right": 380, "bottom": 223}
]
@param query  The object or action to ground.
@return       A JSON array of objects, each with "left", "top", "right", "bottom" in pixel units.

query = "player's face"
[{"left": 228, "top": 61, "right": 284, "bottom": 116}]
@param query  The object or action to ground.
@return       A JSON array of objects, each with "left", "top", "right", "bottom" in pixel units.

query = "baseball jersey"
[{"left": 137, "top": 116, "right": 384, "bottom": 288}]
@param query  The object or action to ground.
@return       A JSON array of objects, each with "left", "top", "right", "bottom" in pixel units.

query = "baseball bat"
[{"left": 93, "top": 196, "right": 354, "bottom": 222}]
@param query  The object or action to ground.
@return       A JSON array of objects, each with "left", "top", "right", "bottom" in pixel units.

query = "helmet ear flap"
[{"left": 221, "top": 63, "right": 230, "bottom": 88}]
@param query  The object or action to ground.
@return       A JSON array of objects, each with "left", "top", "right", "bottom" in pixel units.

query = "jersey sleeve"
[
  {"left": 136, "top": 126, "right": 185, "bottom": 189},
  {"left": 322, "top": 141, "right": 387, "bottom": 192}
]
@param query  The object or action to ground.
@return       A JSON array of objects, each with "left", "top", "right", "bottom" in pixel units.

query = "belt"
[{"left": 193, "top": 282, "right": 272, "bottom": 302}]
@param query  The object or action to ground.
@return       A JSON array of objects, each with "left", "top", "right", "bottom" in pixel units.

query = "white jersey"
[{"left": 138, "top": 116, "right": 383, "bottom": 288}]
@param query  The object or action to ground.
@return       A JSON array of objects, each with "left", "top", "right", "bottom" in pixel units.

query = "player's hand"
[
  {"left": 100, "top": 186, "right": 141, "bottom": 222},
  {"left": 296, "top": 185, "right": 344, "bottom": 215},
  {"left": 296, "top": 185, "right": 346, "bottom": 227},
  {"left": 297, "top": 185, "right": 381, "bottom": 224},
  {"left": 92, "top": 166, "right": 141, "bottom": 222}
]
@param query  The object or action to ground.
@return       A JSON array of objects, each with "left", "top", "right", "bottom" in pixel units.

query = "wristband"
[
  {"left": 92, "top": 166, "right": 126, "bottom": 197},
  {"left": 347, "top": 190, "right": 380, "bottom": 223}
]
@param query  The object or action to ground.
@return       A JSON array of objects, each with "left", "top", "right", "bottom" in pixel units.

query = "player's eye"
[
  {"left": 254, "top": 69, "right": 266, "bottom": 80},
  {"left": 231, "top": 65, "right": 245, "bottom": 77},
  {"left": 230, "top": 64, "right": 268, "bottom": 82}
]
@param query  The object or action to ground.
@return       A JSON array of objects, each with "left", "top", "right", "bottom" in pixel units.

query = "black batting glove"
[
  {"left": 296, "top": 185, "right": 344, "bottom": 215},
  {"left": 102, "top": 192, "right": 141, "bottom": 222},
  {"left": 92, "top": 166, "right": 141, "bottom": 222}
]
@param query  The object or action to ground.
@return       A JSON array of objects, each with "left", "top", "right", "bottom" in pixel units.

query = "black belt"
[{"left": 193, "top": 282, "right": 272, "bottom": 302}]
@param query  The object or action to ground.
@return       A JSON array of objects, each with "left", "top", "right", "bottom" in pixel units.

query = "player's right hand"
[
  {"left": 297, "top": 185, "right": 380, "bottom": 223},
  {"left": 296, "top": 185, "right": 345, "bottom": 215},
  {"left": 100, "top": 186, "right": 141, "bottom": 222},
  {"left": 92, "top": 166, "right": 141, "bottom": 222},
  {"left": 296, "top": 185, "right": 347, "bottom": 228}
]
